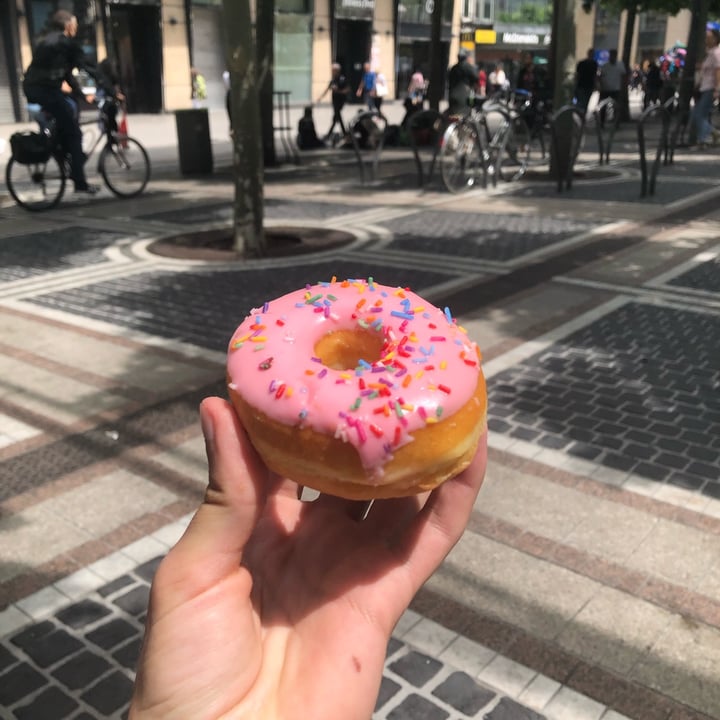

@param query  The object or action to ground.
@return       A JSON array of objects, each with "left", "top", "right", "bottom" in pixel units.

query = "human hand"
[{"left": 130, "top": 397, "right": 487, "bottom": 719}]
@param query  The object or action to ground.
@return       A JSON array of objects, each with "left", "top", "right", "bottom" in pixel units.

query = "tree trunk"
[
  {"left": 549, "top": 0, "right": 575, "bottom": 178},
  {"left": 256, "top": 0, "right": 277, "bottom": 167},
  {"left": 223, "top": 0, "right": 266, "bottom": 256},
  {"left": 620, "top": 5, "right": 636, "bottom": 122},
  {"left": 678, "top": 0, "right": 709, "bottom": 144},
  {"left": 428, "top": 0, "right": 444, "bottom": 111}
]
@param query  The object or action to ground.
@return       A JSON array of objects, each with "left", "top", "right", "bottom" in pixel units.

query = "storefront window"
[
  {"left": 275, "top": 11, "right": 312, "bottom": 103},
  {"left": 462, "top": 0, "right": 493, "bottom": 23},
  {"left": 28, "top": 0, "right": 97, "bottom": 63}
]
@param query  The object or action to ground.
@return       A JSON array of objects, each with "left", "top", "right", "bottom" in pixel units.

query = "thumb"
[{"left": 156, "top": 396, "right": 271, "bottom": 604}]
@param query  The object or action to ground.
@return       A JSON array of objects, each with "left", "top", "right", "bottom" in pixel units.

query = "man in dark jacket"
[
  {"left": 317, "top": 63, "right": 350, "bottom": 140},
  {"left": 447, "top": 48, "right": 477, "bottom": 116},
  {"left": 23, "top": 10, "right": 98, "bottom": 193},
  {"left": 574, "top": 48, "right": 598, "bottom": 114}
]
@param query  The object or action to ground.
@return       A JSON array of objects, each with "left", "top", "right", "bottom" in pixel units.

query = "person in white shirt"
[
  {"left": 691, "top": 28, "right": 720, "bottom": 147},
  {"left": 597, "top": 49, "right": 626, "bottom": 125},
  {"left": 488, "top": 64, "right": 507, "bottom": 94}
]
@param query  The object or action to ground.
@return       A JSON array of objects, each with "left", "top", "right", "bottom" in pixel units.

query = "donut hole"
[{"left": 314, "top": 329, "right": 385, "bottom": 370}]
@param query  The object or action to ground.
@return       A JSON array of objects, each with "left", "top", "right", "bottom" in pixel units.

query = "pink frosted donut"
[{"left": 227, "top": 278, "right": 487, "bottom": 499}]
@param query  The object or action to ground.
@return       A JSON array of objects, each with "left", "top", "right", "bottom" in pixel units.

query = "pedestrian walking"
[
  {"left": 317, "top": 62, "right": 350, "bottom": 141},
  {"left": 598, "top": 49, "right": 626, "bottom": 125},
  {"left": 356, "top": 62, "right": 377, "bottom": 112},
  {"left": 447, "top": 48, "right": 477, "bottom": 116},
  {"left": 690, "top": 28, "right": 720, "bottom": 149},
  {"left": 373, "top": 72, "right": 388, "bottom": 120},
  {"left": 191, "top": 67, "right": 207, "bottom": 108},
  {"left": 643, "top": 61, "right": 663, "bottom": 110},
  {"left": 574, "top": 48, "right": 598, "bottom": 113}
]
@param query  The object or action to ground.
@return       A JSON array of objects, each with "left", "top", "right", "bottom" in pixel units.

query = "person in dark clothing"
[
  {"left": 296, "top": 106, "right": 325, "bottom": 150},
  {"left": 515, "top": 51, "right": 536, "bottom": 93},
  {"left": 317, "top": 63, "right": 350, "bottom": 140},
  {"left": 643, "top": 62, "right": 663, "bottom": 109},
  {"left": 23, "top": 10, "right": 98, "bottom": 193},
  {"left": 447, "top": 48, "right": 477, "bottom": 116},
  {"left": 96, "top": 58, "right": 125, "bottom": 133},
  {"left": 574, "top": 48, "right": 598, "bottom": 114}
]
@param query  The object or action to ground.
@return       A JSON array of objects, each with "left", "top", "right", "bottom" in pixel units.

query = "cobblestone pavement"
[{"left": 1, "top": 123, "right": 719, "bottom": 720}]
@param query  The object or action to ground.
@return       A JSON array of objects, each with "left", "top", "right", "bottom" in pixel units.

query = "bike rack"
[
  {"left": 593, "top": 98, "right": 620, "bottom": 165},
  {"left": 550, "top": 105, "right": 586, "bottom": 192},
  {"left": 637, "top": 103, "right": 670, "bottom": 198},
  {"left": 407, "top": 109, "right": 445, "bottom": 188}
]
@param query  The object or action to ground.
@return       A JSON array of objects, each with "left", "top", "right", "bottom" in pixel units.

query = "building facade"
[{"left": 0, "top": 0, "right": 696, "bottom": 124}]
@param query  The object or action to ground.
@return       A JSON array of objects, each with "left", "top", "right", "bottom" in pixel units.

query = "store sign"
[
  {"left": 501, "top": 31, "right": 546, "bottom": 45},
  {"left": 335, "top": 0, "right": 375, "bottom": 20},
  {"left": 475, "top": 29, "right": 497, "bottom": 44}
]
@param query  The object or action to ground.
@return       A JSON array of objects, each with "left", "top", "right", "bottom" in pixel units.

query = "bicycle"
[
  {"left": 5, "top": 98, "right": 150, "bottom": 211},
  {"left": 439, "top": 91, "right": 550, "bottom": 192},
  {"left": 438, "top": 100, "right": 489, "bottom": 193},
  {"left": 496, "top": 89, "right": 549, "bottom": 181}
]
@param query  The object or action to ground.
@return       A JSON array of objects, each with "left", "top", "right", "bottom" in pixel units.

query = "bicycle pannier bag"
[{"left": 10, "top": 131, "right": 51, "bottom": 164}]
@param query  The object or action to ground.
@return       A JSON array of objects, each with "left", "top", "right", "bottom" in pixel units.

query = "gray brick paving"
[
  {"left": 504, "top": 177, "right": 710, "bottom": 204},
  {"left": 137, "top": 198, "right": 358, "bottom": 224},
  {"left": 668, "top": 257, "right": 720, "bottom": 294},
  {"left": 380, "top": 211, "right": 596, "bottom": 262},
  {"left": 488, "top": 300, "right": 720, "bottom": 495},
  {"left": 25, "top": 263, "right": 454, "bottom": 352},
  {"left": 0, "top": 228, "right": 135, "bottom": 284},
  {"left": 0, "top": 555, "right": 543, "bottom": 720}
]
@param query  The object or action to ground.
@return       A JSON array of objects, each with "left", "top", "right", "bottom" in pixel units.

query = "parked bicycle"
[
  {"left": 5, "top": 98, "right": 150, "bottom": 211},
  {"left": 439, "top": 90, "right": 549, "bottom": 193}
]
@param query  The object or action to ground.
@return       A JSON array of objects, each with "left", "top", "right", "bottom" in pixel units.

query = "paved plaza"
[{"left": 0, "top": 102, "right": 719, "bottom": 719}]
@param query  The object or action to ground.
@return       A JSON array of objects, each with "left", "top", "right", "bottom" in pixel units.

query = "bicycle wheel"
[
  {"left": 99, "top": 136, "right": 150, "bottom": 197},
  {"left": 498, "top": 118, "right": 530, "bottom": 182},
  {"left": 5, "top": 154, "right": 66, "bottom": 211},
  {"left": 440, "top": 121, "right": 483, "bottom": 193}
]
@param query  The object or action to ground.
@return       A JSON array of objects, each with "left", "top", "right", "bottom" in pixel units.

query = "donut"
[{"left": 226, "top": 277, "right": 487, "bottom": 500}]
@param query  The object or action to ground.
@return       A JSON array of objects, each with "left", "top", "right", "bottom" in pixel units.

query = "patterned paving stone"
[
  {"left": 0, "top": 227, "right": 134, "bottom": 283},
  {"left": 381, "top": 211, "right": 595, "bottom": 262},
  {"left": 504, "top": 177, "right": 709, "bottom": 204},
  {"left": 388, "top": 650, "right": 443, "bottom": 687},
  {"left": 488, "top": 301, "right": 720, "bottom": 496},
  {"left": 138, "top": 198, "right": 357, "bottom": 224},
  {"left": 667, "top": 257, "right": 720, "bottom": 294},
  {"left": 12, "top": 685, "right": 79, "bottom": 720},
  {"left": 432, "top": 671, "right": 497, "bottom": 714},
  {"left": 485, "top": 697, "right": 546, "bottom": 719},
  {"left": 0, "top": 554, "right": 543, "bottom": 720},
  {"left": 26, "top": 264, "right": 454, "bottom": 352}
]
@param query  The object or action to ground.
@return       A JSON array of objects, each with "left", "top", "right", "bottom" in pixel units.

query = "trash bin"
[{"left": 175, "top": 108, "right": 213, "bottom": 175}]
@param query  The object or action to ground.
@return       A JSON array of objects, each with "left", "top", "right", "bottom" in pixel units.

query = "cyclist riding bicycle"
[{"left": 23, "top": 9, "right": 98, "bottom": 194}]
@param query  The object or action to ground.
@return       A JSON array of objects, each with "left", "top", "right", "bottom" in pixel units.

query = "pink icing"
[{"left": 226, "top": 278, "right": 481, "bottom": 479}]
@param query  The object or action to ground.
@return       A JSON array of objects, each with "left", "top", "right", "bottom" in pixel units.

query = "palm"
[{"left": 131, "top": 398, "right": 486, "bottom": 719}]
